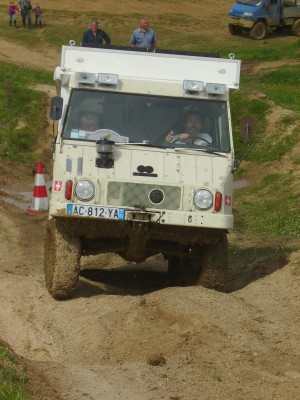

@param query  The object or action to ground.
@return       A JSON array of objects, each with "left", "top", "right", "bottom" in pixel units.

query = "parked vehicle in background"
[{"left": 228, "top": 0, "right": 300, "bottom": 40}]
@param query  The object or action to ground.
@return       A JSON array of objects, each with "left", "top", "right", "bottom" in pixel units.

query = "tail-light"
[
  {"left": 65, "top": 180, "right": 73, "bottom": 200},
  {"left": 214, "top": 191, "right": 222, "bottom": 212}
]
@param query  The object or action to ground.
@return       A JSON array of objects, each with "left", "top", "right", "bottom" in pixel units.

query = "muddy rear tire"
[
  {"left": 167, "top": 257, "right": 199, "bottom": 287},
  {"left": 196, "top": 233, "right": 229, "bottom": 292},
  {"left": 44, "top": 219, "right": 81, "bottom": 300},
  {"left": 167, "top": 233, "right": 228, "bottom": 291},
  {"left": 249, "top": 21, "right": 267, "bottom": 40},
  {"left": 168, "top": 233, "right": 229, "bottom": 292}
]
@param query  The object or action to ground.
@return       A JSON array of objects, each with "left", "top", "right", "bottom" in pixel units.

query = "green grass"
[
  {"left": 228, "top": 36, "right": 300, "bottom": 61},
  {"left": 1, "top": 6, "right": 300, "bottom": 60},
  {"left": 230, "top": 61, "right": 300, "bottom": 238},
  {"left": 212, "top": 373, "right": 222, "bottom": 382},
  {"left": 230, "top": 244, "right": 295, "bottom": 257},
  {"left": 0, "top": 346, "right": 28, "bottom": 400},
  {"left": 234, "top": 169, "right": 300, "bottom": 237},
  {"left": 231, "top": 64, "right": 300, "bottom": 163},
  {"left": 0, "top": 62, "right": 52, "bottom": 163},
  {"left": 234, "top": 196, "right": 300, "bottom": 236}
]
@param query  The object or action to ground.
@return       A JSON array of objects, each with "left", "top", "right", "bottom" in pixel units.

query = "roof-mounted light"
[
  {"left": 183, "top": 80, "right": 204, "bottom": 93},
  {"left": 75, "top": 72, "right": 96, "bottom": 85},
  {"left": 98, "top": 73, "right": 118, "bottom": 88},
  {"left": 206, "top": 83, "right": 226, "bottom": 95}
]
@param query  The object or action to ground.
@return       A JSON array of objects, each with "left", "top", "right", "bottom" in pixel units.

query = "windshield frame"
[{"left": 61, "top": 89, "right": 232, "bottom": 153}]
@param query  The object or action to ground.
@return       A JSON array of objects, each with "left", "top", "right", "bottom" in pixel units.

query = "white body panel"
[{"left": 49, "top": 46, "right": 240, "bottom": 262}]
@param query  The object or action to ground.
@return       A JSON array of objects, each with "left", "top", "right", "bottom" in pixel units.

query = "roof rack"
[{"left": 82, "top": 44, "right": 220, "bottom": 58}]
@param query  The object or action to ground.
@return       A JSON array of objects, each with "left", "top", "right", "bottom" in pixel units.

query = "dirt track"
[
  {"left": 0, "top": 163, "right": 299, "bottom": 400},
  {"left": 0, "top": 1, "right": 300, "bottom": 399}
]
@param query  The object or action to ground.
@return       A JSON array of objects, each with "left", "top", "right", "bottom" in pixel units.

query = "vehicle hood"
[{"left": 228, "top": 3, "right": 263, "bottom": 18}]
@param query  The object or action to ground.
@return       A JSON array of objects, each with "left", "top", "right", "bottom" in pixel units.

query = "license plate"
[{"left": 67, "top": 204, "right": 125, "bottom": 220}]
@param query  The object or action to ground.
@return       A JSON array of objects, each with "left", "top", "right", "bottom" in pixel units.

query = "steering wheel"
[{"left": 170, "top": 133, "right": 212, "bottom": 145}]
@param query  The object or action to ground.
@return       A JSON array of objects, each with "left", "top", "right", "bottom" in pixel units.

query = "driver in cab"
[{"left": 164, "top": 111, "right": 212, "bottom": 146}]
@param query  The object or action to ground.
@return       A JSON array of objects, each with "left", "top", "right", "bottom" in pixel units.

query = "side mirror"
[
  {"left": 50, "top": 96, "right": 63, "bottom": 120},
  {"left": 233, "top": 115, "right": 257, "bottom": 172},
  {"left": 239, "top": 115, "right": 254, "bottom": 141}
]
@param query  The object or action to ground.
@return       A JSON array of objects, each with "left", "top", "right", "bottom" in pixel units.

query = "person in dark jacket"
[
  {"left": 18, "top": 0, "right": 32, "bottom": 27},
  {"left": 81, "top": 19, "right": 111, "bottom": 47}
]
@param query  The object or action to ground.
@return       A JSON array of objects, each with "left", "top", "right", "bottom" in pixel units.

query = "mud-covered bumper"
[
  {"left": 51, "top": 213, "right": 230, "bottom": 261},
  {"left": 228, "top": 16, "right": 254, "bottom": 29}
]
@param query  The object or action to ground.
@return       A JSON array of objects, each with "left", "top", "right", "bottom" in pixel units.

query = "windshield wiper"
[
  {"left": 115, "top": 142, "right": 227, "bottom": 156},
  {"left": 115, "top": 141, "right": 166, "bottom": 149},
  {"left": 173, "top": 146, "right": 227, "bottom": 157}
]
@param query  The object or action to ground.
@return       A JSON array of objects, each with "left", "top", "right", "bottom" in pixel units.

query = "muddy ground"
[
  {"left": 0, "top": 1, "right": 300, "bottom": 399},
  {"left": 0, "top": 162, "right": 299, "bottom": 400}
]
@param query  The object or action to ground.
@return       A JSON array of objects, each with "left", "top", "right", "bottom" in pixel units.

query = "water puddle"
[
  {"left": 233, "top": 179, "right": 248, "bottom": 190},
  {"left": 0, "top": 182, "right": 52, "bottom": 211}
]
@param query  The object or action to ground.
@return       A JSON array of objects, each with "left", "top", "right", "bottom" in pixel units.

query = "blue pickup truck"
[{"left": 228, "top": 0, "right": 300, "bottom": 39}]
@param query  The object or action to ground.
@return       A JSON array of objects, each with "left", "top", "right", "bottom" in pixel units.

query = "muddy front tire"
[
  {"left": 292, "top": 19, "right": 300, "bottom": 36},
  {"left": 196, "top": 233, "right": 229, "bottom": 292},
  {"left": 249, "top": 21, "right": 267, "bottom": 40},
  {"left": 44, "top": 219, "right": 81, "bottom": 300}
]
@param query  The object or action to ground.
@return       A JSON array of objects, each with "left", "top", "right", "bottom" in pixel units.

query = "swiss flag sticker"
[
  {"left": 225, "top": 196, "right": 232, "bottom": 206},
  {"left": 53, "top": 181, "right": 62, "bottom": 191}
]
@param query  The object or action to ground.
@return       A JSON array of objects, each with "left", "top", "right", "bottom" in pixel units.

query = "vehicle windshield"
[
  {"left": 237, "top": 0, "right": 262, "bottom": 5},
  {"left": 62, "top": 89, "right": 231, "bottom": 152}
]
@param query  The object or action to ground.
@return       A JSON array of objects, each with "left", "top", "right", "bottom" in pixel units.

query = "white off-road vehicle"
[{"left": 45, "top": 45, "right": 241, "bottom": 299}]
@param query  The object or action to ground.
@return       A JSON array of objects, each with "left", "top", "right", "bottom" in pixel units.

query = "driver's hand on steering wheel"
[
  {"left": 165, "top": 131, "right": 190, "bottom": 143},
  {"left": 178, "top": 133, "right": 190, "bottom": 142},
  {"left": 165, "top": 130, "right": 174, "bottom": 142}
]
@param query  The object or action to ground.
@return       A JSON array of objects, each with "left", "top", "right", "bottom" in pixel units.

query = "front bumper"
[
  {"left": 228, "top": 16, "right": 255, "bottom": 29},
  {"left": 50, "top": 202, "right": 234, "bottom": 230}
]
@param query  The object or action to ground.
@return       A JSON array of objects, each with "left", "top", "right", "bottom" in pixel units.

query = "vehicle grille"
[{"left": 107, "top": 182, "right": 181, "bottom": 210}]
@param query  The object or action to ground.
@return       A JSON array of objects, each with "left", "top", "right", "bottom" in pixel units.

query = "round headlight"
[
  {"left": 193, "top": 189, "right": 213, "bottom": 210},
  {"left": 74, "top": 179, "right": 95, "bottom": 201}
]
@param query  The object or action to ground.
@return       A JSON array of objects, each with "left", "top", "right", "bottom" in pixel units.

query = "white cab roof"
[{"left": 60, "top": 46, "right": 241, "bottom": 89}]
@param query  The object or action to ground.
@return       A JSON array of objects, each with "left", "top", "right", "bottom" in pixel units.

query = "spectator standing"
[
  {"left": 130, "top": 17, "right": 157, "bottom": 50},
  {"left": 32, "top": 2, "right": 42, "bottom": 27},
  {"left": 8, "top": 1, "right": 18, "bottom": 27},
  {"left": 18, "top": 0, "right": 32, "bottom": 27},
  {"left": 81, "top": 19, "right": 111, "bottom": 48}
]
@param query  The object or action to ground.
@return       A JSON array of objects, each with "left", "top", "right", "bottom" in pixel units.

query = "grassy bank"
[
  {"left": 0, "top": 345, "right": 28, "bottom": 400},
  {"left": 0, "top": 62, "right": 52, "bottom": 163},
  {"left": 1, "top": 5, "right": 300, "bottom": 60},
  {"left": 231, "top": 64, "right": 300, "bottom": 238}
]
